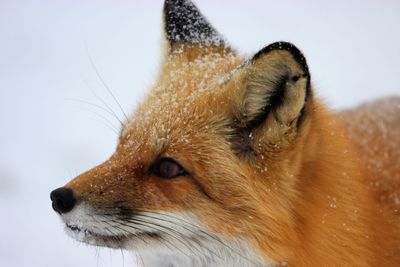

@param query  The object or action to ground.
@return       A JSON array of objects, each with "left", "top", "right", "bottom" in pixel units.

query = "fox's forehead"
[
  {"left": 157, "top": 51, "right": 240, "bottom": 93},
  {"left": 119, "top": 51, "right": 242, "bottom": 153}
]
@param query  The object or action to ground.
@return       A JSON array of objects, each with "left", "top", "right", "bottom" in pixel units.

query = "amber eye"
[{"left": 150, "top": 158, "right": 188, "bottom": 179}]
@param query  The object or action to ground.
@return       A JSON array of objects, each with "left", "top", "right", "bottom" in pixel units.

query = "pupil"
[{"left": 162, "top": 162, "right": 175, "bottom": 176}]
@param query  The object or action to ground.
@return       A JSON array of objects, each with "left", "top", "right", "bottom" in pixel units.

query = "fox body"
[{"left": 50, "top": 0, "right": 400, "bottom": 266}]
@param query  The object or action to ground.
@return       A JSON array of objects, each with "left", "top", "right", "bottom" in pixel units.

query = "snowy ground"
[{"left": 0, "top": 1, "right": 399, "bottom": 267}]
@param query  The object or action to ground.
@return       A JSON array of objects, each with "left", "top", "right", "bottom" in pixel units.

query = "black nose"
[{"left": 50, "top": 187, "right": 76, "bottom": 214}]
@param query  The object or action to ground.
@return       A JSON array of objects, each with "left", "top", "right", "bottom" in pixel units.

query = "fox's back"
[
  {"left": 341, "top": 97, "right": 400, "bottom": 210},
  {"left": 341, "top": 97, "right": 400, "bottom": 260}
]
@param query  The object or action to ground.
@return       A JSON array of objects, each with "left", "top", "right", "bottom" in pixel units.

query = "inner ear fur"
[{"left": 229, "top": 42, "right": 312, "bottom": 155}]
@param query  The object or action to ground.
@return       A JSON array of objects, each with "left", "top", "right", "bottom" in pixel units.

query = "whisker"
[
  {"left": 100, "top": 210, "right": 225, "bottom": 264},
  {"left": 99, "top": 217, "right": 149, "bottom": 247},
  {"left": 85, "top": 45, "right": 129, "bottom": 122},
  {"left": 66, "top": 97, "right": 124, "bottom": 127},
  {"left": 137, "top": 252, "right": 145, "bottom": 267},
  {"left": 92, "top": 215, "right": 125, "bottom": 247},
  {"left": 83, "top": 79, "right": 126, "bottom": 128},
  {"left": 95, "top": 247, "right": 100, "bottom": 267},
  {"left": 135, "top": 214, "right": 220, "bottom": 257},
  {"left": 71, "top": 105, "right": 119, "bottom": 135},
  {"left": 133, "top": 209, "right": 261, "bottom": 266},
  {"left": 112, "top": 218, "right": 192, "bottom": 259},
  {"left": 121, "top": 222, "right": 181, "bottom": 257},
  {"left": 127, "top": 217, "right": 203, "bottom": 258},
  {"left": 133, "top": 214, "right": 231, "bottom": 263},
  {"left": 98, "top": 208, "right": 260, "bottom": 266},
  {"left": 120, "top": 248, "right": 125, "bottom": 267}
]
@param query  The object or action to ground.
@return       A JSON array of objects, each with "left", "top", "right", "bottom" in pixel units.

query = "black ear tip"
[
  {"left": 252, "top": 42, "right": 309, "bottom": 75},
  {"left": 164, "top": 0, "right": 185, "bottom": 7},
  {"left": 163, "top": 0, "right": 181, "bottom": 11},
  {"left": 163, "top": 0, "right": 196, "bottom": 13},
  {"left": 163, "top": 0, "right": 225, "bottom": 46}
]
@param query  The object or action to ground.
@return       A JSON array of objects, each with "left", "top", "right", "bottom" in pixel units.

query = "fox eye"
[{"left": 151, "top": 158, "right": 188, "bottom": 179}]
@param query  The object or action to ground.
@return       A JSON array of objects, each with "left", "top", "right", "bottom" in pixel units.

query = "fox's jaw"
[
  {"left": 51, "top": 0, "right": 312, "bottom": 266},
  {"left": 60, "top": 202, "right": 268, "bottom": 266}
]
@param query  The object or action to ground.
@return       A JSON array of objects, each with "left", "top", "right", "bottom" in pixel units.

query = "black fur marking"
[
  {"left": 228, "top": 125, "right": 257, "bottom": 157},
  {"left": 163, "top": 0, "right": 225, "bottom": 46},
  {"left": 296, "top": 86, "right": 313, "bottom": 129},
  {"left": 108, "top": 201, "right": 135, "bottom": 220},
  {"left": 252, "top": 42, "right": 310, "bottom": 79}
]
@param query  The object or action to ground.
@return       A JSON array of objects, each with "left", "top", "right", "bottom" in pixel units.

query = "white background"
[{"left": 0, "top": 0, "right": 399, "bottom": 266}]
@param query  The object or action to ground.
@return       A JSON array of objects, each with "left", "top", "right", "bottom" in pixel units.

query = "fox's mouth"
[
  {"left": 65, "top": 222, "right": 161, "bottom": 248},
  {"left": 66, "top": 223, "right": 93, "bottom": 236}
]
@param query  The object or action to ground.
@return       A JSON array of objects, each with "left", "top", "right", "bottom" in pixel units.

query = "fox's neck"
[
  {"left": 137, "top": 238, "right": 270, "bottom": 267},
  {"left": 257, "top": 104, "right": 374, "bottom": 266}
]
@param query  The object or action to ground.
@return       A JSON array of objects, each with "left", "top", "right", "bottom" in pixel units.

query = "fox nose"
[{"left": 50, "top": 187, "right": 76, "bottom": 214}]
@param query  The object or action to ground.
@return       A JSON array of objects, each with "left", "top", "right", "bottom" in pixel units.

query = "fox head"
[{"left": 51, "top": 0, "right": 314, "bottom": 265}]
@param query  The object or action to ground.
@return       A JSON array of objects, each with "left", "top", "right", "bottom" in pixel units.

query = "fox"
[{"left": 50, "top": 0, "right": 400, "bottom": 266}]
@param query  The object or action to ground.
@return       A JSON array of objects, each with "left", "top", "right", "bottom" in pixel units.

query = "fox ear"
[
  {"left": 229, "top": 42, "right": 311, "bottom": 155},
  {"left": 163, "top": 0, "right": 227, "bottom": 52}
]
